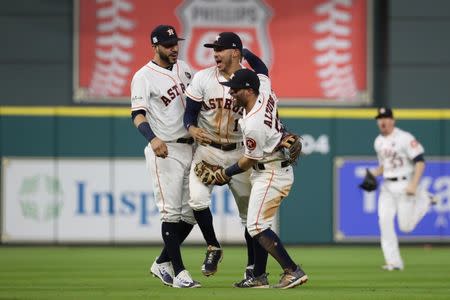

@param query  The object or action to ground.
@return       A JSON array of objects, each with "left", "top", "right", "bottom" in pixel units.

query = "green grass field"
[{"left": 0, "top": 245, "right": 449, "bottom": 300}]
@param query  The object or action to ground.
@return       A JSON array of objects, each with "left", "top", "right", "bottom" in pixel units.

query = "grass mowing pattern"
[{"left": 0, "top": 245, "right": 449, "bottom": 300}]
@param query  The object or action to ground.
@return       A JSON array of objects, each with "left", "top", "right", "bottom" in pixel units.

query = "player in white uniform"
[
  {"left": 216, "top": 69, "right": 309, "bottom": 289},
  {"left": 130, "top": 24, "right": 200, "bottom": 288},
  {"left": 368, "top": 108, "right": 435, "bottom": 271},
  {"left": 183, "top": 32, "right": 269, "bottom": 279}
]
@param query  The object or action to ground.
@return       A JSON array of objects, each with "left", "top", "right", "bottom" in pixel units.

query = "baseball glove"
[
  {"left": 279, "top": 133, "right": 302, "bottom": 165},
  {"left": 359, "top": 169, "right": 378, "bottom": 192},
  {"left": 194, "top": 160, "right": 230, "bottom": 186}
]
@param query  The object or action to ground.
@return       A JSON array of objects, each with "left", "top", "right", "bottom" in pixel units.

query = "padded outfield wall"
[{"left": 0, "top": 107, "right": 449, "bottom": 244}]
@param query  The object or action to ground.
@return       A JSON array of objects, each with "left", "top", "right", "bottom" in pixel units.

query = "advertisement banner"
[
  {"left": 74, "top": 0, "right": 370, "bottom": 104},
  {"left": 334, "top": 157, "right": 450, "bottom": 242},
  {"left": 1, "top": 158, "right": 247, "bottom": 243}
]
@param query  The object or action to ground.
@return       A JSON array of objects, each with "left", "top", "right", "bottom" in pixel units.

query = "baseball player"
[
  {"left": 209, "top": 68, "right": 308, "bottom": 288},
  {"left": 183, "top": 32, "right": 269, "bottom": 280},
  {"left": 130, "top": 24, "right": 200, "bottom": 288},
  {"left": 362, "top": 108, "right": 436, "bottom": 271}
]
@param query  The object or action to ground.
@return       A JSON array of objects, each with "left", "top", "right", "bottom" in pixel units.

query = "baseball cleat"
[
  {"left": 381, "top": 264, "right": 404, "bottom": 271},
  {"left": 233, "top": 272, "right": 269, "bottom": 288},
  {"left": 243, "top": 265, "right": 254, "bottom": 280},
  {"left": 172, "top": 270, "right": 201, "bottom": 288},
  {"left": 150, "top": 259, "right": 175, "bottom": 286},
  {"left": 201, "top": 245, "right": 223, "bottom": 276},
  {"left": 272, "top": 265, "right": 308, "bottom": 289}
]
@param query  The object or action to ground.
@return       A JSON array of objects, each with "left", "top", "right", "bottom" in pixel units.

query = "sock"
[
  {"left": 160, "top": 222, "right": 185, "bottom": 275},
  {"left": 255, "top": 229, "right": 296, "bottom": 271},
  {"left": 177, "top": 220, "right": 194, "bottom": 243},
  {"left": 193, "top": 208, "right": 221, "bottom": 248},
  {"left": 244, "top": 227, "right": 255, "bottom": 266},
  {"left": 156, "top": 220, "right": 194, "bottom": 264},
  {"left": 252, "top": 237, "right": 269, "bottom": 276}
]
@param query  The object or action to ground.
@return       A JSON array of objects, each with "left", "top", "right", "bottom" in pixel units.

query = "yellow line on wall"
[{"left": 1, "top": 106, "right": 450, "bottom": 119}]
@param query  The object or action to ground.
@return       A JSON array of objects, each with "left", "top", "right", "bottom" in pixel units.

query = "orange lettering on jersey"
[
  {"left": 224, "top": 98, "right": 233, "bottom": 110},
  {"left": 410, "top": 140, "right": 419, "bottom": 148},
  {"left": 215, "top": 98, "right": 223, "bottom": 108},
  {"left": 161, "top": 95, "right": 171, "bottom": 106},
  {"left": 208, "top": 98, "right": 216, "bottom": 109},
  {"left": 264, "top": 96, "right": 276, "bottom": 128}
]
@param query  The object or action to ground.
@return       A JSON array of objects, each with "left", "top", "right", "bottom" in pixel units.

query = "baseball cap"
[
  {"left": 204, "top": 32, "right": 243, "bottom": 51},
  {"left": 150, "top": 25, "right": 184, "bottom": 46},
  {"left": 375, "top": 107, "right": 394, "bottom": 119},
  {"left": 219, "top": 69, "right": 260, "bottom": 91}
]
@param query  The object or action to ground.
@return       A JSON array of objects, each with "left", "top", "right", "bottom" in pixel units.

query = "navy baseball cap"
[
  {"left": 150, "top": 25, "right": 184, "bottom": 46},
  {"left": 375, "top": 107, "right": 394, "bottom": 119},
  {"left": 204, "top": 32, "right": 243, "bottom": 51},
  {"left": 220, "top": 69, "right": 260, "bottom": 91}
]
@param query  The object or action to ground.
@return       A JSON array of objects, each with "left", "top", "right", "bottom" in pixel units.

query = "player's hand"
[
  {"left": 188, "top": 126, "right": 212, "bottom": 145},
  {"left": 150, "top": 137, "right": 168, "bottom": 158},
  {"left": 405, "top": 183, "right": 417, "bottom": 196}
]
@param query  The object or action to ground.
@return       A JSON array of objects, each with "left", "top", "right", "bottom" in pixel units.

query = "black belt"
[
  {"left": 209, "top": 141, "right": 240, "bottom": 151},
  {"left": 253, "top": 160, "right": 290, "bottom": 170},
  {"left": 385, "top": 176, "right": 407, "bottom": 181},
  {"left": 175, "top": 137, "right": 194, "bottom": 145}
]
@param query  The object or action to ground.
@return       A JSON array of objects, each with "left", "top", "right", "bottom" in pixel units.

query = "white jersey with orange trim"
[
  {"left": 239, "top": 75, "right": 295, "bottom": 237},
  {"left": 130, "top": 59, "right": 196, "bottom": 225},
  {"left": 186, "top": 66, "right": 252, "bottom": 222},
  {"left": 239, "top": 75, "right": 286, "bottom": 164},
  {"left": 131, "top": 60, "right": 192, "bottom": 141},
  {"left": 374, "top": 127, "right": 424, "bottom": 179},
  {"left": 185, "top": 66, "right": 245, "bottom": 144},
  {"left": 374, "top": 126, "right": 430, "bottom": 269}
]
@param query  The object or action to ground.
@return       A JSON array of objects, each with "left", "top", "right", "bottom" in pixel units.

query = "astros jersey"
[
  {"left": 185, "top": 66, "right": 245, "bottom": 144},
  {"left": 239, "top": 74, "right": 285, "bottom": 163},
  {"left": 374, "top": 127, "right": 424, "bottom": 178},
  {"left": 131, "top": 60, "right": 192, "bottom": 141}
]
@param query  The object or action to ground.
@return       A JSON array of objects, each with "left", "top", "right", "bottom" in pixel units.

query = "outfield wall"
[{"left": 1, "top": 107, "right": 449, "bottom": 244}]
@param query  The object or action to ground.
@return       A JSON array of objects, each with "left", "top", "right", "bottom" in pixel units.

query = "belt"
[
  {"left": 385, "top": 176, "right": 407, "bottom": 181},
  {"left": 253, "top": 160, "right": 290, "bottom": 170},
  {"left": 209, "top": 141, "right": 240, "bottom": 151},
  {"left": 175, "top": 137, "right": 194, "bottom": 145}
]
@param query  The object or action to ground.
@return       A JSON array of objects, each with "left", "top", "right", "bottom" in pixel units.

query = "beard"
[{"left": 159, "top": 51, "right": 177, "bottom": 65}]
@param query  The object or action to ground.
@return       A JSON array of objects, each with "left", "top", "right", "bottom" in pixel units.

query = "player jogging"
[{"left": 360, "top": 108, "right": 437, "bottom": 271}]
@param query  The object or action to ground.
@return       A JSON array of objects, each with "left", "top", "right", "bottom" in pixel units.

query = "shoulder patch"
[
  {"left": 245, "top": 137, "right": 257, "bottom": 151},
  {"left": 410, "top": 140, "right": 419, "bottom": 148}
]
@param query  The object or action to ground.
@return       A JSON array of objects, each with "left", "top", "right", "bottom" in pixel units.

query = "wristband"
[
  {"left": 138, "top": 122, "right": 156, "bottom": 142},
  {"left": 225, "top": 162, "right": 245, "bottom": 177}
]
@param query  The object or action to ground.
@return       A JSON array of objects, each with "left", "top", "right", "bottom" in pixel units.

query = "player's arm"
[
  {"left": 406, "top": 155, "right": 425, "bottom": 195},
  {"left": 224, "top": 156, "right": 257, "bottom": 178},
  {"left": 131, "top": 110, "right": 168, "bottom": 158},
  {"left": 242, "top": 48, "right": 268, "bottom": 76},
  {"left": 369, "top": 165, "right": 383, "bottom": 177},
  {"left": 184, "top": 96, "right": 211, "bottom": 145}
]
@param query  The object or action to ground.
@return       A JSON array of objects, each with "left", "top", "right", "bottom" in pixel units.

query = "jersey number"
[
  {"left": 233, "top": 119, "right": 239, "bottom": 132},
  {"left": 389, "top": 152, "right": 404, "bottom": 169}
]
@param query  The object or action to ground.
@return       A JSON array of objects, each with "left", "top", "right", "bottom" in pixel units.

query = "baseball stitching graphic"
[
  {"left": 88, "top": 0, "right": 136, "bottom": 97},
  {"left": 313, "top": 0, "right": 357, "bottom": 101}
]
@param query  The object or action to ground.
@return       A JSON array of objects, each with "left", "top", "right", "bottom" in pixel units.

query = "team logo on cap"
[
  {"left": 167, "top": 28, "right": 175, "bottom": 36},
  {"left": 246, "top": 137, "right": 257, "bottom": 151},
  {"left": 379, "top": 108, "right": 386, "bottom": 113},
  {"left": 178, "top": 0, "right": 273, "bottom": 71}
]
